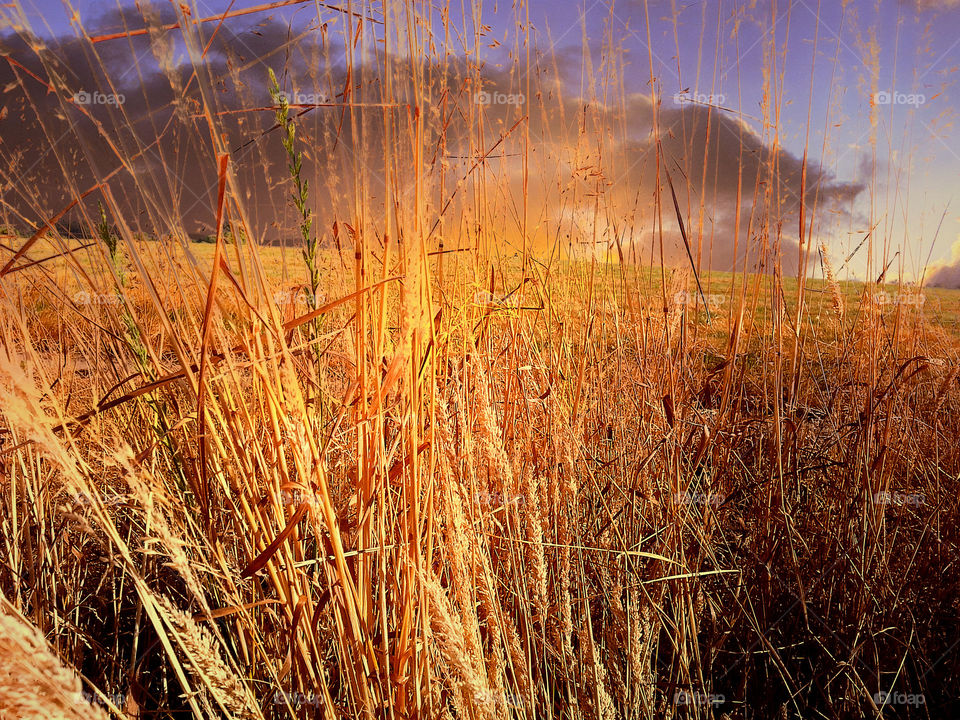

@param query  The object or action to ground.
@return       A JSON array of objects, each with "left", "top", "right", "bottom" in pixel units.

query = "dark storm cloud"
[
  {"left": 513, "top": 88, "right": 864, "bottom": 273},
  {"left": 0, "top": 5, "right": 864, "bottom": 275},
  {"left": 646, "top": 100, "right": 864, "bottom": 273},
  {"left": 0, "top": 6, "right": 370, "bottom": 240},
  {"left": 0, "top": 7, "right": 515, "bottom": 243},
  {"left": 1, "top": 13, "right": 231, "bottom": 237}
]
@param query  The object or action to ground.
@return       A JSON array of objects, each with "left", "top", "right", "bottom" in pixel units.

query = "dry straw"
[{"left": 0, "top": 598, "right": 111, "bottom": 720}]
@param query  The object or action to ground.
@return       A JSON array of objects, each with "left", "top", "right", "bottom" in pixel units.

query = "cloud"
[
  {"left": 926, "top": 239, "right": 960, "bottom": 288},
  {"left": 0, "top": 6, "right": 865, "bottom": 276},
  {"left": 528, "top": 93, "right": 864, "bottom": 273},
  {"left": 907, "top": 0, "right": 960, "bottom": 11}
]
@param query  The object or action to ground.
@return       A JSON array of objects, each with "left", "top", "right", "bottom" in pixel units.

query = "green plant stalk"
[
  {"left": 269, "top": 69, "right": 321, "bottom": 305},
  {"left": 269, "top": 67, "right": 325, "bottom": 419}
]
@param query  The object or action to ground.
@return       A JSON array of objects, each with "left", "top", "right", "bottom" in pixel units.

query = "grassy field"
[
  {"left": 1, "top": 2, "right": 959, "bottom": 719},
  {"left": 3, "top": 229, "right": 960, "bottom": 719}
]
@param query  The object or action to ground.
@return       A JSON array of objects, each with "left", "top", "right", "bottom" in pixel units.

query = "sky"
[{"left": 1, "top": 0, "right": 958, "bottom": 284}]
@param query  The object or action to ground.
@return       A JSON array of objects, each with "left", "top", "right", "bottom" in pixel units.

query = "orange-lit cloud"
[{"left": 926, "top": 238, "right": 960, "bottom": 287}]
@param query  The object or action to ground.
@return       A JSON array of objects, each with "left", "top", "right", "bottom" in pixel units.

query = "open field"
[
  {"left": 3, "top": 230, "right": 960, "bottom": 719},
  {"left": 1, "top": 1, "right": 960, "bottom": 719}
]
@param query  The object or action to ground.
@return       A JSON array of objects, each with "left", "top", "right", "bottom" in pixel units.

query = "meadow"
[{"left": 1, "top": 1, "right": 959, "bottom": 719}]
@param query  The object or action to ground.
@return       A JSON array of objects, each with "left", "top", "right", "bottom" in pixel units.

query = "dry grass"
[{"left": 1, "top": 2, "right": 959, "bottom": 719}]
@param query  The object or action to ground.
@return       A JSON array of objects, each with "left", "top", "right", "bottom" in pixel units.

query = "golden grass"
[{"left": 1, "top": 2, "right": 959, "bottom": 719}]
